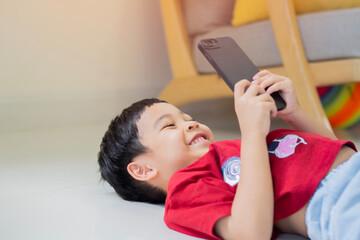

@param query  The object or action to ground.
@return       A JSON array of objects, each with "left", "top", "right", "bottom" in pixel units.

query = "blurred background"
[
  {"left": 0, "top": 1, "right": 184, "bottom": 239},
  {"left": 0, "top": 0, "right": 172, "bottom": 132},
  {"left": 0, "top": 0, "right": 231, "bottom": 239}
]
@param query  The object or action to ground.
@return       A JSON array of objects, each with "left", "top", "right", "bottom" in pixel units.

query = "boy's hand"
[
  {"left": 252, "top": 70, "right": 337, "bottom": 139},
  {"left": 234, "top": 79, "right": 277, "bottom": 136},
  {"left": 252, "top": 70, "right": 299, "bottom": 118}
]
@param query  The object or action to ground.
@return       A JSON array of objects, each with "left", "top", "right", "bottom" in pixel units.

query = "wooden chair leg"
[{"left": 267, "top": 0, "right": 332, "bottom": 130}]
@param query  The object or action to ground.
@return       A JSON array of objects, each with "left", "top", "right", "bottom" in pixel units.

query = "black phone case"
[{"left": 198, "top": 37, "right": 286, "bottom": 111}]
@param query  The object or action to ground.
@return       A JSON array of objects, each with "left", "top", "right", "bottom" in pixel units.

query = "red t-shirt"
[{"left": 164, "top": 129, "right": 356, "bottom": 240}]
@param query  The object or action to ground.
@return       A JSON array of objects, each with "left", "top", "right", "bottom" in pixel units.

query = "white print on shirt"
[
  {"left": 221, "top": 156, "right": 241, "bottom": 187},
  {"left": 268, "top": 134, "right": 307, "bottom": 158}
]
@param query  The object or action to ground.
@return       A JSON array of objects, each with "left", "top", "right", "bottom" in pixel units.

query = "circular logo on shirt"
[{"left": 221, "top": 156, "right": 241, "bottom": 187}]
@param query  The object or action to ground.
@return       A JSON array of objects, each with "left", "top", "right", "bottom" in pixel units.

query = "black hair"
[{"left": 98, "top": 98, "right": 167, "bottom": 203}]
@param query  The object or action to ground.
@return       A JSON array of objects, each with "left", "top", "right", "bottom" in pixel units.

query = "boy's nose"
[{"left": 186, "top": 121, "right": 199, "bottom": 131}]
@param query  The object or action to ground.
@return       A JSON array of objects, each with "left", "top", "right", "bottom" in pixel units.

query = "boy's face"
[{"left": 133, "top": 102, "right": 215, "bottom": 188}]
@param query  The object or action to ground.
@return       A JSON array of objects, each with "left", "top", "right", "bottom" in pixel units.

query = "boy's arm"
[
  {"left": 215, "top": 81, "right": 275, "bottom": 240},
  {"left": 281, "top": 106, "right": 337, "bottom": 140},
  {"left": 215, "top": 132, "right": 274, "bottom": 240}
]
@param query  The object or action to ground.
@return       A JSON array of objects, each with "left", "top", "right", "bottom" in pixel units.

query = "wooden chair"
[{"left": 158, "top": 0, "right": 360, "bottom": 130}]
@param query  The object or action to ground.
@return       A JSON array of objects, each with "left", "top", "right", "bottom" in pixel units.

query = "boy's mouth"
[{"left": 189, "top": 133, "right": 208, "bottom": 145}]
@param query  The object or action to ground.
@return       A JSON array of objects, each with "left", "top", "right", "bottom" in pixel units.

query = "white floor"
[
  {"left": 0, "top": 123, "right": 200, "bottom": 240},
  {"left": 1, "top": 99, "right": 359, "bottom": 240}
]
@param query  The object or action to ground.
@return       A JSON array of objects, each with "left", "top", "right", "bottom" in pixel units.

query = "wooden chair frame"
[{"left": 158, "top": 0, "right": 360, "bottom": 129}]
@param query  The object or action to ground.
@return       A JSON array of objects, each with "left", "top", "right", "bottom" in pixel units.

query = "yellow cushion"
[{"left": 232, "top": 0, "right": 360, "bottom": 26}]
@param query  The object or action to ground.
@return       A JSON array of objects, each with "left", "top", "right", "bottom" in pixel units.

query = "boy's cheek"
[{"left": 206, "top": 130, "right": 215, "bottom": 143}]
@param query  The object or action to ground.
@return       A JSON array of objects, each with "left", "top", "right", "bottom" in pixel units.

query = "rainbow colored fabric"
[{"left": 318, "top": 83, "right": 360, "bottom": 128}]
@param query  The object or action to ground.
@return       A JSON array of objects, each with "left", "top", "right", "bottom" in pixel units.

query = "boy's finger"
[
  {"left": 265, "top": 82, "right": 282, "bottom": 95},
  {"left": 253, "top": 73, "right": 275, "bottom": 88},
  {"left": 259, "top": 94, "right": 277, "bottom": 117},
  {"left": 253, "top": 70, "right": 270, "bottom": 80},
  {"left": 234, "top": 79, "right": 251, "bottom": 96},
  {"left": 259, "top": 75, "right": 277, "bottom": 89},
  {"left": 256, "top": 91, "right": 274, "bottom": 103},
  {"left": 246, "top": 83, "right": 266, "bottom": 96},
  {"left": 270, "top": 103, "right": 278, "bottom": 118}
]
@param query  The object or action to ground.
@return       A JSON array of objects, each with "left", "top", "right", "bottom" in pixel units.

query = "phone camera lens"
[
  {"left": 201, "top": 39, "right": 219, "bottom": 49},
  {"left": 204, "top": 40, "right": 213, "bottom": 47}
]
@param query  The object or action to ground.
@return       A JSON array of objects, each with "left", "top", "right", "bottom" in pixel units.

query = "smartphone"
[{"left": 198, "top": 37, "right": 286, "bottom": 111}]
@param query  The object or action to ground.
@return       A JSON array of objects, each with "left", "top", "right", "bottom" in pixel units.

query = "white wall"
[{"left": 0, "top": 0, "right": 172, "bottom": 131}]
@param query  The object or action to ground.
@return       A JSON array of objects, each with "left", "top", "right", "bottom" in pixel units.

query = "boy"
[{"left": 98, "top": 71, "right": 359, "bottom": 240}]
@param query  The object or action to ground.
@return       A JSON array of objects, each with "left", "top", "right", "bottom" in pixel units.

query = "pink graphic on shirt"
[{"left": 268, "top": 134, "right": 307, "bottom": 158}]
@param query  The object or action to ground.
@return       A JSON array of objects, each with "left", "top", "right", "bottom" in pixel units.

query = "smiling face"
[{"left": 128, "top": 102, "right": 215, "bottom": 191}]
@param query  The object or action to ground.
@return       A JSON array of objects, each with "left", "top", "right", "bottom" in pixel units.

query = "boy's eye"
[{"left": 162, "top": 123, "right": 175, "bottom": 129}]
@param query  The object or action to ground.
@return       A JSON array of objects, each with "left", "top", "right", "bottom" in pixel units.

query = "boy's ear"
[{"left": 127, "top": 161, "right": 158, "bottom": 182}]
